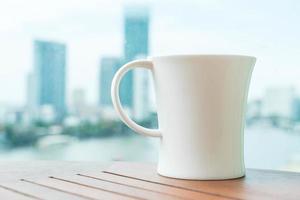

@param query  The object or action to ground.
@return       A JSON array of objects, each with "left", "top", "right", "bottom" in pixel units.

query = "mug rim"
[{"left": 150, "top": 54, "right": 256, "bottom": 60}]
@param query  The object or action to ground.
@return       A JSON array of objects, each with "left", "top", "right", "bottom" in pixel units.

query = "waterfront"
[{"left": 0, "top": 127, "right": 299, "bottom": 172}]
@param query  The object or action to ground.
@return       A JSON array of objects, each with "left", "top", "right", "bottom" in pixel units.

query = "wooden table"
[{"left": 0, "top": 161, "right": 299, "bottom": 200}]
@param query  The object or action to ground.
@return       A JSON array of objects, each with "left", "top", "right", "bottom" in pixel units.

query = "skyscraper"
[
  {"left": 99, "top": 6, "right": 150, "bottom": 119},
  {"left": 33, "top": 40, "right": 66, "bottom": 121},
  {"left": 124, "top": 6, "right": 149, "bottom": 60},
  {"left": 99, "top": 6, "right": 149, "bottom": 104},
  {"left": 122, "top": 6, "right": 149, "bottom": 108},
  {"left": 99, "top": 57, "right": 122, "bottom": 107}
]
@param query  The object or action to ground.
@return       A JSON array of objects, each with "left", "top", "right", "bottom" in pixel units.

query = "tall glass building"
[
  {"left": 33, "top": 40, "right": 66, "bottom": 121},
  {"left": 124, "top": 7, "right": 149, "bottom": 60},
  {"left": 121, "top": 6, "right": 149, "bottom": 108},
  {"left": 99, "top": 6, "right": 149, "bottom": 111}
]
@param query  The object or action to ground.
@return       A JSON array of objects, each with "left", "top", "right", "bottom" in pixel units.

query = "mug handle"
[{"left": 111, "top": 60, "right": 162, "bottom": 138}]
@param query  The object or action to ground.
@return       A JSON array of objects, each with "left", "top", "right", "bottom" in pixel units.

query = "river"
[{"left": 0, "top": 127, "right": 299, "bottom": 172}]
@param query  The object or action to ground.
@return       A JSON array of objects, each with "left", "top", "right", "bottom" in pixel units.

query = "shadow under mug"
[{"left": 111, "top": 54, "right": 256, "bottom": 180}]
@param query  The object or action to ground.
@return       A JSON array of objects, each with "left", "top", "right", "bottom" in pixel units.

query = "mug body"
[{"left": 152, "top": 55, "right": 256, "bottom": 180}]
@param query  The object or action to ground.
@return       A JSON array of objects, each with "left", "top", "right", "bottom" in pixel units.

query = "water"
[
  {"left": 245, "top": 127, "right": 300, "bottom": 171},
  {"left": 0, "top": 127, "right": 299, "bottom": 171},
  {"left": 0, "top": 135, "right": 159, "bottom": 162}
]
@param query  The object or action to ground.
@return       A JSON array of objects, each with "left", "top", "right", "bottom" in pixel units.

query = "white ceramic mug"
[{"left": 111, "top": 55, "right": 256, "bottom": 180}]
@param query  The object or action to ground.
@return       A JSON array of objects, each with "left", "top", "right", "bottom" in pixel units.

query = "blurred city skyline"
[
  {"left": 1, "top": 0, "right": 300, "bottom": 107},
  {"left": 1, "top": 0, "right": 300, "bottom": 171}
]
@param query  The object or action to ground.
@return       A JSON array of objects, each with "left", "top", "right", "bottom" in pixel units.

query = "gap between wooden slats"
[
  {"left": 77, "top": 172, "right": 230, "bottom": 200},
  {"left": 1, "top": 179, "right": 91, "bottom": 200},
  {"left": 105, "top": 162, "right": 300, "bottom": 200},
  {"left": 48, "top": 175, "right": 181, "bottom": 200},
  {"left": 20, "top": 179, "right": 96, "bottom": 200},
  {"left": 0, "top": 184, "right": 40, "bottom": 200},
  {"left": 105, "top": 162, "right": 243, "bottom": 199},
  {"left": 24, "top": 176, "right": 138, "bottom": 200}
]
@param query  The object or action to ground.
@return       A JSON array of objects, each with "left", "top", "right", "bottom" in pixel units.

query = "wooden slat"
[
  {"left": 27, "top": 176, "right": 138, "bottom": 200},
  {"left": 0, "top": 161, "right": 299, "bottom": 200},
  {"left": 104, "top": 162, "right": 300, "bottom": 200},
  {"left": 77, "top": 172, "right": 228, "bottom": 200},
  {"left": 2, "top": 181, "right": 88, "bottom": 200}
]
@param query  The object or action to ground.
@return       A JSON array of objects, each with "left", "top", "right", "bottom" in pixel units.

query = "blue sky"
[{"left": 1, "top": 0, "right": 300, "bottom": 106}]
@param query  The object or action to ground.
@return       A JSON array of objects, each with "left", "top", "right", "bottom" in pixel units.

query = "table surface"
[{"left": 0, "top": 161, "right": 299, "bottom": 200}]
